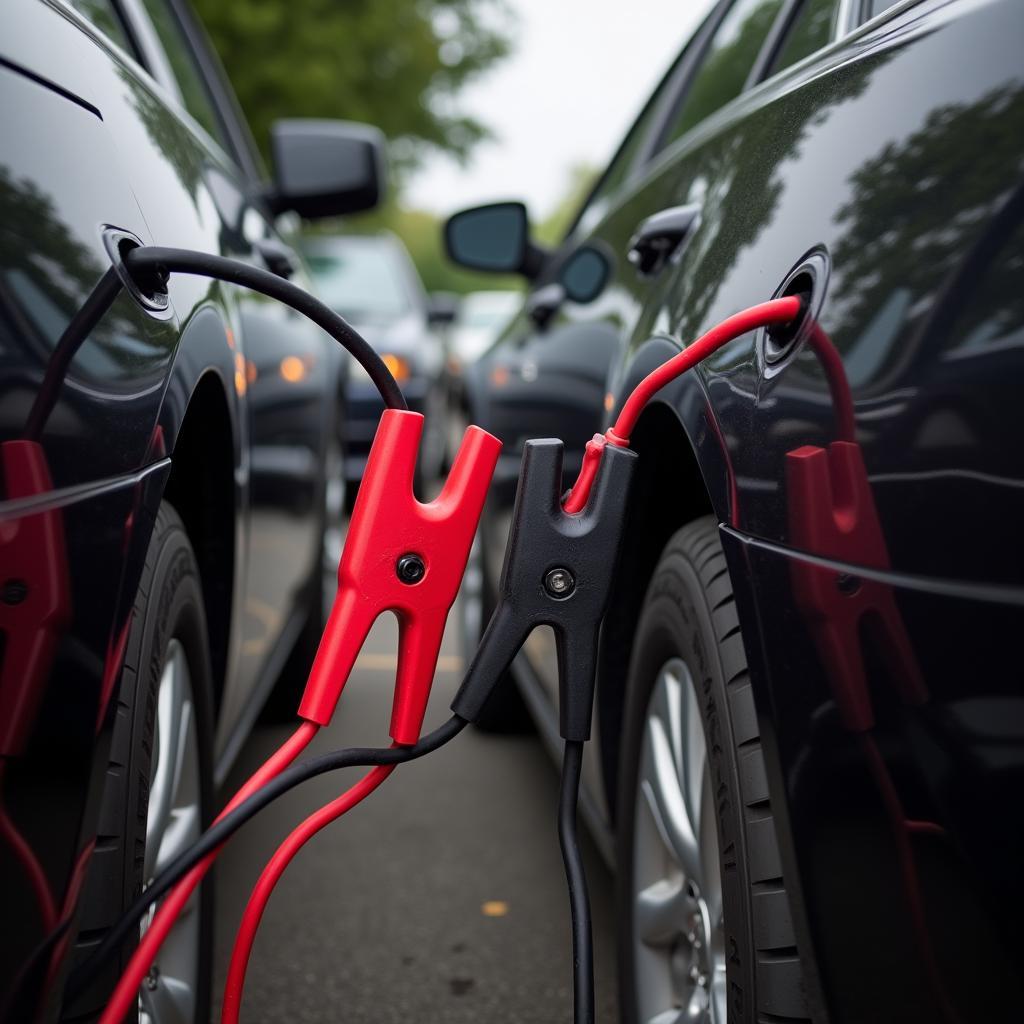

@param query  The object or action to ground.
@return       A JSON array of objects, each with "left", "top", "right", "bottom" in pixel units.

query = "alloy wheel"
[
  {"left": 140, "top": 639, "right": 202, "bottom": 1024},
  {"left": 632, "top": 657, "right": 725, "bottom": 1024}
]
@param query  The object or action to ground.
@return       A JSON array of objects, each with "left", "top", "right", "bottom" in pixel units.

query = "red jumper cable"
[
  {"left": 221, "top": 409, "right": 501, "bottom": 1024},
  {"left": 103, "top": 290, "right": 800, "bottom": 1024},
  {"left": 224, "top": 299, "right": 806, "bottom": 1024},
  {"left": 220, "top": 762, "right": 395, "bottom": 1023},
  {"left": 91, "top": 247, "right": 500, "bottom": 1024},
  {"left": 101, "top": 411, "right": 499, "bottom": 1024},
  {"left": 562, "top": 297, "right": 802, "bottom": 513}
]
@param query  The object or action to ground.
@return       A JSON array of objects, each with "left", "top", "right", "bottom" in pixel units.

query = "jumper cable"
[
  {"left": 75, "top": 271, "right": 804, "bottom": 1023},
  {"left": 49, "top": 247, "right": 497, "bottom": 1024}
]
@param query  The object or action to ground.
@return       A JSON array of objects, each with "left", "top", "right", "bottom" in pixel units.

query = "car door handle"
[
  {"left": 254, "top": 238, "right": 298, "bottom": 279},
  {"left": 627, "top": 204, "right": 701, "bottom": 276}
]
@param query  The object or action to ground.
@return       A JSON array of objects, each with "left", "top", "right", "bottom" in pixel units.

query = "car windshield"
[{"left": 306, "top": 243, "right": 411, "bottom": 322}]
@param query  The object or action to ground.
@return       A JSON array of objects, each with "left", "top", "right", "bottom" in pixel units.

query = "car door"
[
  {"left": 476, "top": 0, "right": 788, "bottom": 798},
  {"left": 608, "top": 0, "right": 1024, "bottom": 1018},
  {"left": 0, "top": 4, "right": 194, "bottom": 1006},
  {"left": 100, "top": 0, "right": 331, "bottom": 758}
]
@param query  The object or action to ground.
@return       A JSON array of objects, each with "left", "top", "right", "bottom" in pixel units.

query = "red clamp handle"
[
  {"left": 786, "top": 441, "right": 926, "bottom": 731},
  {"left": 0, "top": 441, "right": 71, "bottom": 757},
  {"left": 299, "top": 410, "right": 501, "bottom": 744}
]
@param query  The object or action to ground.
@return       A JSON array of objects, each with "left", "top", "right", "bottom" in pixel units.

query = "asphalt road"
[{"left": 211, "top": 534, "right": 618, "bottom": 1022}]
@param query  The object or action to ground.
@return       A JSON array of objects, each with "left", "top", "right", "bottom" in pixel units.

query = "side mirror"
[
  {"left": 427, "top": 292, "right": 459, "bottom": 327},
  {"left": 268, "top": 119, "right": 386, "bottom": 219},
  {"left": 444, "top": 202, "right": 546, "bottom": 279},
  {"left": 559, "top": 244, "right": 611, "bottom": 304}
]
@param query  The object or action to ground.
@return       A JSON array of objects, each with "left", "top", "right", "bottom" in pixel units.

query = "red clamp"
[
  {"left": 0, "top": 440, "right": 70, "bottom": 757},
  {"left": 299, "top": 410, "right": 501, "bottom": 744},
  {"left": 786, "top": 327, "right": 926, "bottom": 732}
]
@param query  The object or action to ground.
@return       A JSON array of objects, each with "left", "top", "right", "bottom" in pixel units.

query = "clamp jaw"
[
  {"left": 786, "top": 441, "right": 926, "bottom": 731},
  {"left": 452, "top": 438, "right": 637, "bottom": 741},
  {"left": 300, "top": 409, "right": 501, "bottom": 745}
]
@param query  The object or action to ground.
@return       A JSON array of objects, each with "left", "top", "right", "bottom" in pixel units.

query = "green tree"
[{"left": 192, "top": 0, "right": 514, "bottom": 170}]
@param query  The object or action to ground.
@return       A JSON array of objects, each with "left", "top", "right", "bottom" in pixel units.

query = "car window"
[
  {"left": 769, "top": 0, "right": 840, "bottom": 74},
  {"left": 139, "top": 0, "right": 232, "bottom": 152},
  {"left": 67, "top": 0, "right": 134, "bottom": 53},
  {"left": 863, "top": 0, "right": 902, "bottom": 20},
  {"left": 589, "top": 88, "right": 674, "bottom": 211},
  {"left": 569, "top": 10, "right": 720, "bottom": 234},
  {"left": 305, "top": 244, "right": 412, "bottom": 322},
  {"left": 662, "top": 0, "right": 784, "bottom": 147}
]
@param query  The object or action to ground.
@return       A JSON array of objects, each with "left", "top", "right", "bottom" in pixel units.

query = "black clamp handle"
[{"left": 452, "top": 438, "right": 637, "bottom": 741}]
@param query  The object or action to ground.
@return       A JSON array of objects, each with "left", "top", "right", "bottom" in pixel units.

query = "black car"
[
  {"left": 446, "top": 1, "right": 1024, "bottom": 1021},
  {"left": 303, "top": 233, "right": 451, "bottom": 498},
  {"left": 0, "top": 1, "right": 384, "bottom": 1020}
]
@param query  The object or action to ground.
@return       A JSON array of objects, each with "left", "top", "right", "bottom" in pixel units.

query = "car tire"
[
  {"left": 616, "top": 517, "right": 806, "bottom": 1024},
  {"left": 63, "top": 503, "right": 215, "bottom": 1024}
]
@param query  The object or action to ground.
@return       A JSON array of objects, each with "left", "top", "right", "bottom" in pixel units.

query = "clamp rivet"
[
  {"left": 2, "top": 579, "right": 28, "bottom": 605},
  {"left": 544, "top": 567, "right": 575, "bottom": 598},
  {"left": 836, "top": 572, "right": 861, "bottom": 596},
  {"left": 396, "top": 553, "right": 426, "bottom": 585}
]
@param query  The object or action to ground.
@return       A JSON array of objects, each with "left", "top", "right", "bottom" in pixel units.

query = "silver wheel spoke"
[
  {"left": 636, "top": 877, "right": 687, "bottom": 946},
  {"left": 139, "top": 973, "right": 194, "bottom": 1024},
  {"left": 145, "top": 647, "right": 185, "bottom": 878},
  {"left": 646, "top": 1009, "right": 687, "bottom": 1024},
  {"left": 642, "top": 709, "right": 701, "bottom": 882},
  {"left": 141, "top": 637, "right": 202, "bottom": 1024},
  {"left": 633, "top": 658, "right": 724, "bottom": 1024},
  {"left": 154, "top": 805, "right": 201, "bottom": 875},
  {"left": 679, "top": 673, "right": 708, "bottom": 852}
]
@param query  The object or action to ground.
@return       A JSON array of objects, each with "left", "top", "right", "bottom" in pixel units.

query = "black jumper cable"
[{"left": 21, "top": 240, "right": 801, "bottom": 1024}]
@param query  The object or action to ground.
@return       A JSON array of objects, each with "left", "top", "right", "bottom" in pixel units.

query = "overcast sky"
[{"left": 406, "top": 0, "right": 713, "bottom": 218}]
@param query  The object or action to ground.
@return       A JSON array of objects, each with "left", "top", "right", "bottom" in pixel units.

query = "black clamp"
[{"left": 452, "top": 438, "right": 637, "bottom": 741}]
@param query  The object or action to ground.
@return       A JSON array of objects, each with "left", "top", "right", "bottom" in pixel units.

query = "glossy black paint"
[
  {"left": 0, "top": 0, "right": 340, "bottom": 1015},
  {"left": 465, "top": 0, "right": 1024, "bottom": 1018}
]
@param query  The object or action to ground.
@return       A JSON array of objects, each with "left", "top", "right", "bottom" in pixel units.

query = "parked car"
[
  {"left": 303, "top": 233, "right": 450, "bottom": 497},
  {"left": 448, "top": 289, "right": 521, "bottom": 373},
  {"left": 446, "top": 1, "right": 1024, "bottom": 1022},
  {"left": 0, "top": 1, "right": 384, "bottom": 1020}
]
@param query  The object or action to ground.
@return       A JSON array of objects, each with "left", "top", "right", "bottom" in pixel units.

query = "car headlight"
[{"left": 349, "top": 352, "right": 411, "bottom": 383}]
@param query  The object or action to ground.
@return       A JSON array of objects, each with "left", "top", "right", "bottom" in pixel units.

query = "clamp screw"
[
  {"left": 836, "top": 572, "right": 861, "bottom": 596},
  {"left": 396, "top": 553, "right": 426, "bottom": 585},
  {"left": 544, "top": 567, "right": 575, "bottom": 598},
  {"left": 2, "top": 579, "right": 28, "bottom": 605}
]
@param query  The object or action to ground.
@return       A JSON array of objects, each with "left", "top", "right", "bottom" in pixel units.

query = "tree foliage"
[{"left": 192, "top": 0, "right": 514, "bottom": 169}]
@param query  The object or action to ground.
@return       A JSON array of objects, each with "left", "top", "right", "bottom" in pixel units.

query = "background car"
[
  {"left": 446, "top": 1, "right": 1024, "bottom": 1022},
  {"left": 0, "top": 1, "right": 385, "bottom": 1020},
  {"left": 448, "top": 289, "right": 521, "bottom": 373},
  {"left": 303, "top": 233, "right": 450, "bottom": 499}
]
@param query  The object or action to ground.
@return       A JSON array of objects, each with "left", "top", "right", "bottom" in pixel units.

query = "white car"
[{"left": 449, "top": 290, "right": 521, "bottom": 371}]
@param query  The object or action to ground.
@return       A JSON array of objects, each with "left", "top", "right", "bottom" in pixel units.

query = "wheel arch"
[
  {"left": 161, "top": 370, "right": 236, "bottom": 715},
  {"left": 596, "top": 396, "right": 717, "bottom": 823}
]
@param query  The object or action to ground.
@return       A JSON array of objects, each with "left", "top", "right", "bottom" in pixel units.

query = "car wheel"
[
  {"left": 616, "top": 517, "right": 806, "bottom": 1024},
  {"left": 64, "top": 503, "right": 214, "bottom": 1024}
]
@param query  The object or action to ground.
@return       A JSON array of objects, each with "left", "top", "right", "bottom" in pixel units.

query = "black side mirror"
[
  {"left": 444, "top": 202, "right": 546, "bottom": 279},
  {"left": 559, "top": 244, "right": 611, "bottom": 304},
  {"left": 268, "top": 119, "right": 386, "bottom": 219},
  {"left": 427, "top": 292, "right": 459, "bottom": 327}
]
